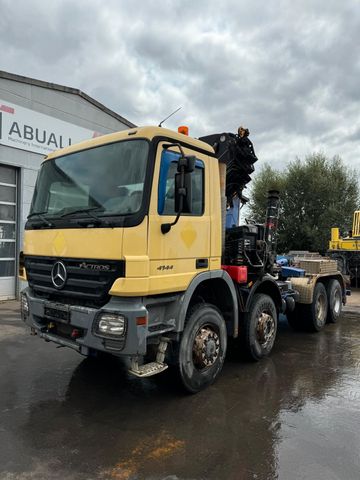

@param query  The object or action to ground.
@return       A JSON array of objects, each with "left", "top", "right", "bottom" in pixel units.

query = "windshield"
[{"left": 30, "top": 139, "right": 149, "bottom": 219}]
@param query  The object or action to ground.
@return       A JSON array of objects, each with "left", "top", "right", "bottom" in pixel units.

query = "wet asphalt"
[{"left": 0, "top": 299, "right": 359, "bottom": 480}]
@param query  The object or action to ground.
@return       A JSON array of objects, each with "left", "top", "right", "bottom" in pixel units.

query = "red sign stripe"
[{"left": 0, "top": 104, "right": 15, "bottom": 114}]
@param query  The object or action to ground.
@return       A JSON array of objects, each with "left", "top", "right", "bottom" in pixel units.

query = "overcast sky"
[{"left": 0, "top": 0, "right": 359, "bottom": 175}]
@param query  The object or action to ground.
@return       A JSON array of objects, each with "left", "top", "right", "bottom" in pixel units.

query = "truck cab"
[{"left": 21, "top": 126, "right": 238, "bottom": 391}]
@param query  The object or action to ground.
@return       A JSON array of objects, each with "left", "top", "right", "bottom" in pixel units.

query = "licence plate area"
[{"left": 44, "top": 303, "right": 71, "bottom": 324}]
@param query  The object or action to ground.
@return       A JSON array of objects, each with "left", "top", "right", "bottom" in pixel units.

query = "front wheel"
[
  {"left": 243, "top": 294, "right": 277, "bottom": 361},
  {"left": 178, "top": 303, "right": 227, "bottom": 393}
]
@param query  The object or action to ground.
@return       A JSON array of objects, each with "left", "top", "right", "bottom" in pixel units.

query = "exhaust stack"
[{"left": 265, "top": 190, "right": 280, "bottom": 260}]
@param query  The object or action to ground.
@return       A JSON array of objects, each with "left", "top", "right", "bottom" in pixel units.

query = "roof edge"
[{"left": 0, "top": 70, "right": 136, "bottom": 128}]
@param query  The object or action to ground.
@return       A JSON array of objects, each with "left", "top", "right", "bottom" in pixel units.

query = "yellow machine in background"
[
  {"left": 354, "top": 211, "right": 360, "bottom": 237},
  {"left": 329, "top": 211, "right": 360, "bottom": 287}
]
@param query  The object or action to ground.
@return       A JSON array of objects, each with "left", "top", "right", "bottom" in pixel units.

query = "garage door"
[{"left": 0, "top": 164, "right": 17, "bottom": 300}]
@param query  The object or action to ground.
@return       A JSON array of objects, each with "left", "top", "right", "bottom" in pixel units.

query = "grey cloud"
[{"left": 0, "top": 0, "right": 359, "bottom": 174}]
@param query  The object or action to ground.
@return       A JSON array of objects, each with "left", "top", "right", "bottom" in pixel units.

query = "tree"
[{"left": 248, "top": 153, "right": 359, "bottom": 253}]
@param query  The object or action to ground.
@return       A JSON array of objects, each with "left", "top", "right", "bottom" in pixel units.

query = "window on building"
[{"left": 0, "top": 164, "right": 17, "bottom": 279}]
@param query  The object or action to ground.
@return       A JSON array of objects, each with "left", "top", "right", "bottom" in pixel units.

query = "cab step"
[
  {"left": 129, "top": 337, "right": 170, "bottom": 378},
  {"left": 129, "top": 361, "right": 168, "bottom": 378}
]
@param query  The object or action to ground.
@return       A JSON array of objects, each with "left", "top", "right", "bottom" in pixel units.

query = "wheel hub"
[
  {"left": 256, "top": 312, "right": 275, "bottom": 347},
  {"left": 333, "top": 290, "right": 341, "bottom": 314},
  {"left": 193, "top": 327, "right": 220, "bottom": 369},
  {"left": 315, "top": 294, "right": 326, "bottom": 326}
]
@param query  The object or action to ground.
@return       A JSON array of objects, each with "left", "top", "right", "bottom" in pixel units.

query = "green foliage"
[{"left": 248, "top": 153, "right": 359, "bottom": 253}]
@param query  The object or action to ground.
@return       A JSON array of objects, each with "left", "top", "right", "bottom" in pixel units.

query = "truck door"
[{"left": 147, "top": 142, "right": 210, "bottom": 294}]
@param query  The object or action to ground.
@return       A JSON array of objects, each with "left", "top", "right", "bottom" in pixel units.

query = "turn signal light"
[{"left": 136, "top": 316, "right": 147, "bottom": 326}]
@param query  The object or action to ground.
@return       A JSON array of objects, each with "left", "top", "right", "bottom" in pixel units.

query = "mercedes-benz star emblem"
[{"left": 51, "top": 261, "right": 67, "bottom": 289}]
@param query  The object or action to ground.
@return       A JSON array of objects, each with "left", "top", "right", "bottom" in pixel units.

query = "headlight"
[
  {"left": 20, "top": 293, "right": 29, "bottom": 317},
  {"left": 95, "top": 313, "right": 126, "bottom": 337}
]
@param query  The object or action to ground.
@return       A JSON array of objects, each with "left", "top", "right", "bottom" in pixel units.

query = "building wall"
[
  {"left": 0, "top": 76, "right": 129, "bottom": 133},
  {"left": 0, "top": 75, "right": 132, "bottom": 299}
]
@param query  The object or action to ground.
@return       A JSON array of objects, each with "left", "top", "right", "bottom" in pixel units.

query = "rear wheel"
[
  {"left": 178, "top": 303, "right": 227, "bottom": 393},
  {"left": 326, "top": 279, "right": 342, "bottom": 323},
  {"left": 244, "top": 294, "right": 277, "bottom": 361},
  {"left": 304, "top": 282, "right": 328, "bottom": 332}
]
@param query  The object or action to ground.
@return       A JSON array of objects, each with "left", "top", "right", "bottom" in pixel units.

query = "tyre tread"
[
  {"left": 243, "top": 293, "right": 277, "bottom": 361},
  {"left": 326, "top": 279, "right": 342, "bottom": 324},
  {"left": 177, "top": 302, "right": 227, "bottom": 393}
]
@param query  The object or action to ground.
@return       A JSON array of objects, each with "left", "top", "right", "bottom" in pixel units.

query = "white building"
[{"left": 0, "top": 70, "right": 134, "bottom": 300}]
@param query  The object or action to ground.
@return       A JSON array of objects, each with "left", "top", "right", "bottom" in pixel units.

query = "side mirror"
[
  {"left": 175, "top": 172, "right": 192, "bottom": 213},
  {"left": 178, "top": 155, "right": 196, "bottom": 173}
]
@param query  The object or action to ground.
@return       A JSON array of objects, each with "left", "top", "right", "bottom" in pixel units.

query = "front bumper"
[{"left": 21, "top": 287, "right": 149, "bottom": 356}]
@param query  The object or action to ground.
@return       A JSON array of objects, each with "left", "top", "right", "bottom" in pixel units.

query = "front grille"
[{"left": 25, "top": 255, "right": 125, "bottom": 307}]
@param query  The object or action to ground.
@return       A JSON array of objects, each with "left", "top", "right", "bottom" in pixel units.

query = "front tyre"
[
  {"left": 244, "top": 294, "right": 277, "bottom": 361},
  {"left": 178, "top": 303, "right": 227, "bottom": 393}
]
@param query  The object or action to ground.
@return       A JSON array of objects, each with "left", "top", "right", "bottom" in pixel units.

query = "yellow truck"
[
  {"left": 329, "top": 211, "right": 360, "bottom": 287},
  {"left": 19, "top": 125, "right": 347, "bottom": 392}
]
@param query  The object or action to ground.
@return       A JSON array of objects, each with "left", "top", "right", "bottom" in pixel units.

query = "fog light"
[
  {"left": 20, "top": 293, "right": 29, "bottom": 318},
  {"left": 96, "top": 313, "right": 125, "bottom": 337}
]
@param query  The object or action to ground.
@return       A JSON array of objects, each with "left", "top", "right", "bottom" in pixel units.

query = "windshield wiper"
[
  {"left": 60, "top": 207, "right": 108, "bottom": 225},
  {"left": 27, "top": 211, "right": 54, "bottom": 227}
]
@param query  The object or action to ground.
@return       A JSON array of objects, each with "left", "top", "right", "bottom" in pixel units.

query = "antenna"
[{"left": 158, "top": 106, "right": 182, "bottom": 127}]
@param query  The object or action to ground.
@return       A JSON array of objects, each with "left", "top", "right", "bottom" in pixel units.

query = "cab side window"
[{"left": 158, "top": 150, "right": 204, "bottom": 216}]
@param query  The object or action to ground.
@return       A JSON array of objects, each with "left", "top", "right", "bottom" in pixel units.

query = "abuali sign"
[{"left": 0, "top": 100, "right": 101, "bottom": 156}]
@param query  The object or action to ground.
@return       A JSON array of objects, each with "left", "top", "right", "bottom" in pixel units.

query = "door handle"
[{"left": 196, "top": 258, "right": 208, "bottom": 269}]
